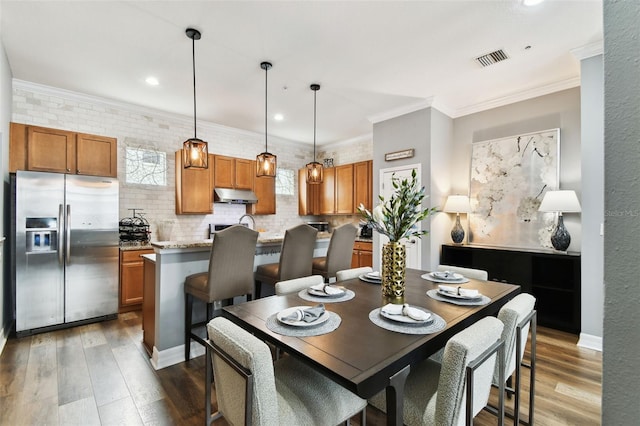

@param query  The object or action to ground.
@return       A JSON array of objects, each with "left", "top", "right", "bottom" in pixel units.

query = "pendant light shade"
[
  {"left": 306, "top": 83, "right": 323, "bottom": 184},
  {"left": 256, "top": 61, "right": 277, "bottom": 177},
  {"left": 183, "top": 28, "right": 208, "bottom": 169}
]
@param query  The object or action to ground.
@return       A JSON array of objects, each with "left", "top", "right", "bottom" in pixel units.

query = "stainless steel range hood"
[{"left": 214, "top": 188, "right": 258, "bottom": 204}]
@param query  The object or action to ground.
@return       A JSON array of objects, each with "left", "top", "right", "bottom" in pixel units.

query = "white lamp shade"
[
  {"left": 443, "top": 195, "right": 470, "bottom": 213},
  {"left": 538, "top": 190, "right": 581, "bottom": 213}
]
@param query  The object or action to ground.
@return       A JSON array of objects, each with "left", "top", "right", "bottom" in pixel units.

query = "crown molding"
[
  {"left": 571, "top": 41, "right": 604, "bottom": 60},
  {"left": 367, "top": 97, "right": 435, "bottom": 124},
  {"left": 12, "top": 79, "right": 305, "bottom": 148},
  {"left": 450, "top": 76, "right": 581, "bottom": 118}
]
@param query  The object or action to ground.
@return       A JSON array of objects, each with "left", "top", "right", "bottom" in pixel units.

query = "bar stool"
[
  {"left": 184, "top": 225, "right": 258, "bottom": 361},
  {"left": 254, "top": 224, "right": 317, "bottom": 298},
  {"left": 312, "top": 223, "right": 358, "bottom": 282}
]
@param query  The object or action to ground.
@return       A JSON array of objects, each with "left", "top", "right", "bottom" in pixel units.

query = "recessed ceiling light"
[
  {"left": 274, "top": 113, "right": 284, "bottom": 121},
  {"left": 523, "top": 0, "right": 544, "bottom": 6},
  {"left": 145, "top": 76, "right": 159, "bottom": 86}
]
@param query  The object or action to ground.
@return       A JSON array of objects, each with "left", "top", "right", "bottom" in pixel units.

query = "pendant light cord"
[
  {"left": 264, "top": 64, "right": 268, "bottom": 152},
  {"left": 313, "top": 88, "right": 317, "bottom": 161},
  {"left": 192, "top": 35, "right": 197, "bottom": 139}
]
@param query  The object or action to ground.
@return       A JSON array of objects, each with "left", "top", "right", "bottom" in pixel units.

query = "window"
[
  {"left": 125, "top": 147, "right": 167, "bottom": 185},
  {"left": 275, "top": 168, "right": 295, "bottom": 195}
]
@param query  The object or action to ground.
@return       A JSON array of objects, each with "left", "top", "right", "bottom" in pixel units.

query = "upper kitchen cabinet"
[
  {"left": 298, "top": 168, "right": 321, "bottom": 215},
  {"left": 321, "top": 164, "right": 354, "bottom": 215},
  {"left": 354, "top": 160, "right": 373, "bottom": 211},
  {"left": 252, "top": 174, "right": 276, "bottom": 215},
  {"left": 175, "top": 152, "right": 215, "bottom": 215},
  {"left": 9, "top": 122, "right": 117, "bottom": 178},
  {"left": 214, "top": 155, "right": 253, "bottom": 189}
]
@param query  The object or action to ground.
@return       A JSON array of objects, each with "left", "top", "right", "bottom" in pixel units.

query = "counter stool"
[
  {"left": 184, "top": 225, "right": 258, "bottom": 361},
  {"left": 311, "top": 223, "right": 358, "bottom": 282},
  {"left": 254, "top": 224, "right": 317, "bottom": 298}
]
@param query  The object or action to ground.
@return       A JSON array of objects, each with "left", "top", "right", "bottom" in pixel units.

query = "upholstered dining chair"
[
  {"left": 275, "top": 275, "right": 325, "bottom": 295},
  {"left": 437, "top": 264, "right": 489, "bottom": 281},
  {"left": 485, "top": 293, "right": 537, "bottom": 426},
  {"left": 369, "top": 316, "right": 506, "bottom": 426},
  {"left": 254, "top": 224, "right": 318, "bottom": 298},
  {"left": 336, "top": 266, "right": 373, "bottom": 282},
  {"left": 312, "top": 223, "right": 358, "bottom": 282},
  {"left": 184, "top": 225, "right": 258, "bottom": 361},
  {"left": 205, "top": 317, "right": 367, "bottom": 426}
]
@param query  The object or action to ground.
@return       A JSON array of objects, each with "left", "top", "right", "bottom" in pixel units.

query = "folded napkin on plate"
[
  {"left": 438, "top": 285, "right": 479, "bottom": 298},
  {"left": 381, "top": 303, "right": 431, "bottom": 321},
  {"left": 432, "top": 270, "right": 461, "bottom": 280},
  {"left": 366, "top": 271, "right": 381, "bottom": 278},
  {"left": 282, "top": 303, "right": 326, "bottom": 322},
  {"left": 310, "top": 283, "right": 344, "bottom": 295}
]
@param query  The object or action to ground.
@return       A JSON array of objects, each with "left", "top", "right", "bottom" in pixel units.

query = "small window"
[
  {"left": 126, "top": 147, "right": 167, "bottom": 185},
  {"left": 276, "top": 168, "right": 295, "bottom": 195}
]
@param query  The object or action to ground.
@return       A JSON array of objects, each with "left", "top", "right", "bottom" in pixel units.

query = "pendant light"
[
  {"left": 256, "top": 61, "right": 277, "bottom": 177},
  {"left": 306, "top": 84, "right": 323, "bottom": 184},
  {"left": 183, "top": 28, "right": 208, "bottom": 169}
]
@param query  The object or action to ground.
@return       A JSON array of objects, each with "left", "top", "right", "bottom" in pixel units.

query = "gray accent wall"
[{"left": 603, "top": 1, "right": 640, "bottom": 423}]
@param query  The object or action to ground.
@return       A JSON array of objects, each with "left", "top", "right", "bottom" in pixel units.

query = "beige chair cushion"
[
  {"left": 275, "top": 275, "right": 325, "bottom": 295},
  {"left": 336, "top": 266, "right": 373, "bottom": 282},
  {"left": 437, "top": 264, "right": 489, "bottom": 281}
]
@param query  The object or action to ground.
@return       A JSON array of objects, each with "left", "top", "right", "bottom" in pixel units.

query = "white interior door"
[{"left": 380, "top": 164, "right": 422, "bottom": 269}]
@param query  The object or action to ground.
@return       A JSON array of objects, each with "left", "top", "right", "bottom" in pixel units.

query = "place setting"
[
  {"left": 421, "top": 270, "right": 470, "bottom": 284},
  {"left": 298, "top": 282, "right": 355, "bottom": 303},
  {"left": 426, "top": 284, "right": 491, "bottom": 306},
  {"left": 359, "top": 270, "right": 382, "bottom": 284},
  {"left": 369, "top": 302, "right": 447, "bottom": 335},
  {"left": 266, "top": 303, "right": 342, "bottom": 337}
]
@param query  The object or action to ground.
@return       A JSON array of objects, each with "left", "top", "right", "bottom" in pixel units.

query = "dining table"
[{"left": 222, "top": 268, "right": 520, "bottom": 426}]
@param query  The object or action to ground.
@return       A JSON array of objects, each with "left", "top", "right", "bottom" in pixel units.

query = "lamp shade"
[
  {"left": 443, "top": 195, "right": 470, "bottom": 213},
  {"left": 538, "top": 190, "right": 581, "bottom": 213}
]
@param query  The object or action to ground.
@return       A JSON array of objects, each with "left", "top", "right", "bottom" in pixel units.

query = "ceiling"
[{"left": 1, "top": 1, "right": 602, "bottom": 145}]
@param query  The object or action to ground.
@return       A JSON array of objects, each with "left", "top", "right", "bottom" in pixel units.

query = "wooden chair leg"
[{"left": 185, "top": 293, "right": 193, "bottom": 361}]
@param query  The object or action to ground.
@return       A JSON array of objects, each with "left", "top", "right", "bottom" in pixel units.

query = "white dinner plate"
[
  {"left": 380, "top": 309, "right": 433, "bottom": 324},
  {"left": 359, "top": 274, "right": 382, "bottom": 284},
  {"left": 307, "top": 286, "right": 346, "bottom": 298},
  {"left": 276, "top": 306, "right": 331, "bottom": 327},
  {"left": 437, "top": 288, "right": 482, "bottom": 300},
  {"left": 429, "top": 272, "right": 465, "bottom": 282},
  {"left": 365, "top": 272, "right": 381, "bottom": 279}
]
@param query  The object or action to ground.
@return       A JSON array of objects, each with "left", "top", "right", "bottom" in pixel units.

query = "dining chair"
[
  {"left": 254, "top": 224, "right": 318, "bottom": 298},
  {"left": 184, "top": 225, "right": 258, "bottom": 361},
  {"left": 437, "top": 264, "right": 489, "bottom": 281},
  {"left": 485, "top": 293, "right": 537, "bottom": 425},
  {"left": 369, "top": 316, "right": 506, "bottom": 426},
  {"left": 275, "top": 275, "right": 325, "bottom": 295},
  {"left": 312, "top": 223, "right": 358, "bottom": 282},
  {"left": 336, "top": 266, "right": 373, "bottom": 282},
  {"left": 205, "top": 317, "right": 367, "bottom": 426}
]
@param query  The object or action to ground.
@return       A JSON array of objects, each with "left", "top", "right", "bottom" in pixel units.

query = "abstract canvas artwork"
[{"left": 468, "top": 129, "right": 560, "bottom": 249}]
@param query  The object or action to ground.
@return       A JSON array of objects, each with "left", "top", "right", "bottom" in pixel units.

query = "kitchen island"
[{"left": 144, "top": 232, "right": 330, "bottom": 369}]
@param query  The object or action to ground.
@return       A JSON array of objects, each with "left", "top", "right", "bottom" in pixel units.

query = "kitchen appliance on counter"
[
  {"left": 209, "top": 223, "right": 248, "bottom": 238},
  {"left": 307, "top": 221, "right": 329, "bottom": 232},
  {"left": 359, "top": 222, "right": 373, "bottom": 238},
  {"left": 11, "top": 171, "right": 119, "bottom": 336}
]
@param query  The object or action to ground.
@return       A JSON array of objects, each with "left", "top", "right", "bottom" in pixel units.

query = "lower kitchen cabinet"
[
  {"left": 119, "top": 248, "right": 154, "bottom": 312},
  {"left": 142, "top": 254, "right": 156, "bottom": 356},
  {"left": 440, "top": 244, "right": 581, "bottom": 333},
  {"left": 352, "top": 241, "right": 373, "bottom": 268}
]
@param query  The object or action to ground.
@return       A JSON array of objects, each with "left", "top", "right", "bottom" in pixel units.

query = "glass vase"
[{"left": 381, "top": 242, "right": 406, "bottom": 304}]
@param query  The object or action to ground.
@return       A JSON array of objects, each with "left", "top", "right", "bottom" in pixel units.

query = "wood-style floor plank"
[
  {"left": 58, "top": 395, "right": 101, "bottom": 425},
  {"left": 57, "top": 334, "right": 93, "bottom": 406},
  {"left": 84, "top": 343, "right": 130, "bottom": 407}
]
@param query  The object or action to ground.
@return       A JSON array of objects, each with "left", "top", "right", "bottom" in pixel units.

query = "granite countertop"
[
  {"left": 120, "top": 243, "right": 153, "bottom": 251},
  {"left": 355, "top": 236, "right": 373, "bottom": 243},
  {"left": 151, "top": 231, "right": 332, "bottom": 250}
]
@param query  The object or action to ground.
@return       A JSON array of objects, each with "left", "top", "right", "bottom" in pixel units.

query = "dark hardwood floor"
[{"left": 0, "top": 311, "right": 601, "bottom": 425}]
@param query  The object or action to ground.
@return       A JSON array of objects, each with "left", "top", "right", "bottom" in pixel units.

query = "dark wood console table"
[{"left": 441, "top": 244, "right": 581, "bottom": 333}]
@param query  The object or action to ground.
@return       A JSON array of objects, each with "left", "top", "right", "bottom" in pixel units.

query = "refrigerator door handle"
[
  {"left": 66, "top": 204, "right": 71, "bottom": 264},
  {"left": 58, "top": 204, "right": 64, "bottom": 266}
]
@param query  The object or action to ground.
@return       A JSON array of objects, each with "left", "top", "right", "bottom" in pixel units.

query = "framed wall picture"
[{"left": 468, "top": 128, "right": 560, "bottom": 249}]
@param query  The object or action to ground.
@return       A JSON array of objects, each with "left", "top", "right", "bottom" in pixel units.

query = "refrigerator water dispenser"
[{"left": 25, "top": 217, "right": 58, "bottom": 253}]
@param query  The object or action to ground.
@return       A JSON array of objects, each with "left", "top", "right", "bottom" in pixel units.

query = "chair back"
[
  {"left": 436, "top": 316, "right": 504, "bottom": 426},
  {"left": 207, "top": 317, "right": 278, "bottom": 426},
  {"left": 437, "top": 264, "right": 488, "bottom": 281},
  {"left": 324, "top": 223, "right": 358, "bottom": 277},
  {"left": 207, "top": 225, "right": 259, "bottom": 300},
  {"left": 336, "top": 266, "right": 373, "bottom": 282},
  {"left": 494, "top": 293, "right": 536, "bottom": 383},
  {"left": 278, "top": 224, "right": 318, "bottom": 281},
  {"left": 275, "top": 275, "right": 325, "bottom": 295}
]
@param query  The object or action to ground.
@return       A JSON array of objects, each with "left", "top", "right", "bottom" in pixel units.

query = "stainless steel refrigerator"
[{"left": 12, "top": 170, "right": 119, "bottom": 335}]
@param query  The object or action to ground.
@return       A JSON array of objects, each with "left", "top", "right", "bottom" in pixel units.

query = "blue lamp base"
[
  {"left": 551, "top": 215, "right": 571, "bottom": 251},
  {"left": 451, "top": 214, "right": 465, "bottom": 244}
]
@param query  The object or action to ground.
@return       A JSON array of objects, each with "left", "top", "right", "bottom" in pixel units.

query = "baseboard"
[
  {"left": 577, "top": 332, "right": 603, "bottom": 352},
  {"left": 0, "top": 321, "right": 9, "bottom": 355},
  {"left": 150, "top": 342, "right": 205, "bottom": 370}
]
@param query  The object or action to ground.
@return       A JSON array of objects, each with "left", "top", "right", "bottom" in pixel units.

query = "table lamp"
[
  {"left": 443, "top": 195, "right": 470, "bottom": 244},
  {"left": 538, "top": 190, "right": 581, "bottom": 251}
]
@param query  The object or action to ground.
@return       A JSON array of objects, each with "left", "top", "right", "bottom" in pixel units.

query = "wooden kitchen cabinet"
[
  {"left": 175, "top": 152, "right": 215, "bottom": 214},
  {"left": 298, "top": 168, "right": 321, "bottom": 215},
  {"left": 119, "top": 248, "right": 154, "bottom": 312},
  {"left": 142, "top": 254, "right": 156, "bottom": 356},
  {"left": 320, "top": 164, "right": 354, "bottom": 214},
  {"left": 251, "top": 171, "right": 276, "bottom": 215},
  {"left": 214, "top": 155, "right": 253, "bottom": 189},
  {"left": 320, "top": 167, "right": 336, "bottom": 214},
  {"left": 10, "top": 122, "right": 117, "bottom": 177},
  {"left": 354, "top": 160, "right": 373, "bottom": 211},
  {"left": 351, "top": 241, "right": 373, "bottom": 268}
]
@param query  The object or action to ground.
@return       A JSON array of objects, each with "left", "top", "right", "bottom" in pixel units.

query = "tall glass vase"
[{"left": 381, "top": 242, "right": 406, "bottom": 304}]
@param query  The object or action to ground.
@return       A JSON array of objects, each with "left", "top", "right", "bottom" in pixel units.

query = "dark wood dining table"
[{"left": 222, "top": 268, "right": 520, "bottom": 426}]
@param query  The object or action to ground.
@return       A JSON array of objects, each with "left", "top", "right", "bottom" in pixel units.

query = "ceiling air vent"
[{"left": 475, "top": 49, "right": 509, "bottom": 67}]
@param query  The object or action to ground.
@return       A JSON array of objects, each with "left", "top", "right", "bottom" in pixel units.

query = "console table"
[{"left": 441, "top": 244, "right": 581, "bottom": 333}]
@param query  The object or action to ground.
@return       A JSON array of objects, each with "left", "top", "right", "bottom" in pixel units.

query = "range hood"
[{"left": 214, "top": 188, "right": 258, "bottom": 204}]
